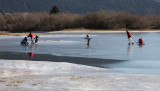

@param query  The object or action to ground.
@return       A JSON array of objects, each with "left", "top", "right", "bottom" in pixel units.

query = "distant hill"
[
  {"left": 154, "top": 0, "right": 160, "bottom": 2},
  {"left": 0, "top": 0, "right": 160, "bottom": 15}
]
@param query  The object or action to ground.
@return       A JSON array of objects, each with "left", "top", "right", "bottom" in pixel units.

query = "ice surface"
[{"left": 1, "top": 32, "right": 160, "bottom": 75}]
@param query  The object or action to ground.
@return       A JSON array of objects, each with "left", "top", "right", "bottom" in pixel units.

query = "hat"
[{"left": 86, "top": 35, "right": 89, "bottom": 37}]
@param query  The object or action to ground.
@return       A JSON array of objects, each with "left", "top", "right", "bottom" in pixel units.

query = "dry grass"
[
  {"left": 6, "top": 80, "right": 24, "bottom": 87},
  {"left": 1, "top": 29, "right": 160, "bottom": 37},
  {"left": 32, "top": 82, "right": 41, "bottom": 86},
  {"left": 6, "top": 84, "right": 12, "bottom": 86},
  {"left": 0, "top": 79, "right": 6, "bottom": 82},
  {"left": 70, "top": 76, "right": 96, "bottom": 80},
  {"left": 62, "top": 28, "right": 160, "bottom": 32},
  {"left": 7, "top": 33, "right": 28, "bottom": 36},
  {"left": 32, "top": 83, "right": 39, "bottom": 86},
  {"left": 16, "top": 80, "right": 23, "bottom": 84},
  {"left": 0, "top": 32, "right": 45, "bottom": 36},
  {"left": 14, "top": 84, "right": 20, "bottom": 86},
  {"left": 0, "top": 31, "right": 9, "bottom": 35},
  {"left": 0, "top": 31, "right": 27, "bottom": 36}
]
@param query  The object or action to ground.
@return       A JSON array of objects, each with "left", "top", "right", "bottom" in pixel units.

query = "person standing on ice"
[
  {"left": 28, "top": 32, "right": 34, "bottom": 44},
  {"left": 22, "top": 36, "right": 28, "bottom": 43},
  {"left": 84, "top": 35, "right": 91, "bottom": 45},
  {"left": 138, "top": 38, "right": 144, "bottom": 45},
  {"left": 126, "top": 29, "right": 134, "bottom": 45},
  {"left": 34, "top": 35, "right": 39, "bottom": 44}
]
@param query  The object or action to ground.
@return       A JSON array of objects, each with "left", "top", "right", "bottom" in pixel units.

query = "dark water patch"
[{"left": 0, "top": 52, "right": 127, "bottom": 68}]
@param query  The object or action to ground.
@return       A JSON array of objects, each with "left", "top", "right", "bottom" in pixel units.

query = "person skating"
[
  {"left": 34, "top": 35, "right": 39, "bottom": 44},
  {"left": 21, "top": 36, "right": 28, "bottom": 45},
  {"left": 126, "top": 29, "right": 134, "bottom": 45},
  {"left": 22, "top": 36, "right": 28, "bottom": 43},
  {"left": 138, "top": 38, "right": 144, "bottom": 45},
  {"left": 84, "top": 35, "right": 91, "bottom": 45},
  {"left": 28, "top": 32, "right": 34, "bottom": 44}
]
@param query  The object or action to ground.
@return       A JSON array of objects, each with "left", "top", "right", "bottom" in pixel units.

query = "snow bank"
[
  {"left": 0, "top": 59, "right": 107, "bottom": 77},
  {"left": 0, "top": 59, "right": 160, "bottom": 91}
]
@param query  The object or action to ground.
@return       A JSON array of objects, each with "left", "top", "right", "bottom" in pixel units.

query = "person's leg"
[
  {"left": 87, "top": 39, "right": 90, "bottom": 45},
  {"left": 35, "top": 39, "right": 38, "bottom": 43},
  {"left": 32, "top": 38, "right": 34, "bottom": 44},
  {"left": 31, "top": 37, "right": 34, "bottom": 44},
  {"left": 130, "top": 37, "right": 134, "bottom": 44},
  {"left": 128, "top": 38, "right": 131, "bottom": 44}
]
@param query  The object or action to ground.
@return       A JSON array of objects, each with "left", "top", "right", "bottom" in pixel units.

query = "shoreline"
[{"left": 1, "top": 29, "right": 160, "bottom": 36}]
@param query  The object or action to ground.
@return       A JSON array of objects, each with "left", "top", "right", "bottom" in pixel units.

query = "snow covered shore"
[
  {"left": 48, "top": 30, "right": 160, "bottom": 34},
  {"left": 1, "top": 29, "right": 160, "bottom": 37},
  {"left": 0, "top": 59, "right": 159, "bottom": 91}
]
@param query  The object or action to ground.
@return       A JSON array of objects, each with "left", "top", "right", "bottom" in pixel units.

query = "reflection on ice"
[
  {"left": 28, "top": 52, "right": 34, "bottom": 59},
  {"left": 127, "top": 45, "right": 133, "bottom": 60},
  {"left": 28, "top": 45, "right": 34, "bottom": 59}
]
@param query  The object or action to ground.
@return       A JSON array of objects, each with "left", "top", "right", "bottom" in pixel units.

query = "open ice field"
[{"left": 0, "top": 31, "right": 160, "bottom": 75}]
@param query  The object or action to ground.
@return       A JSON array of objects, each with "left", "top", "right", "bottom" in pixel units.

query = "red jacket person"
[
  {"left": 126, "top": 30, "right": 134, "bottom": 45},
  {"left": 28, "top": 32, "right": 34, "bottom": 44}
]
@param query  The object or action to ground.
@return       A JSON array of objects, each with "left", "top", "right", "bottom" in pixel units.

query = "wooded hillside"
[{"left": 0, "top": 0, "right": 160, "bottom": 15}]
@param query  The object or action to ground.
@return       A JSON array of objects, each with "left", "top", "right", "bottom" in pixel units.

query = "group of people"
[
  {"left": 22, "top": 32, "right": 91, "bottom": 46},
  {"left": 21, "top": 32, "right": 39, "bottom": 45},
  {"left": 21, "top": 30, "right": 143, "bottom": 46},
  {"left": 126, "top": 29, "right": 144, "bottom": 45},
  {"left": 85, "top": 30, "right": 144, "bottom": 46}
]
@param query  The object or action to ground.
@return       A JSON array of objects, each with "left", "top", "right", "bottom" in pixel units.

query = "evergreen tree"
[{"left": 50, "top": 5, "right": 61, "bottom": 14}]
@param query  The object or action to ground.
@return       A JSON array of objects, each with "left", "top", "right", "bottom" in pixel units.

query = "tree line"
[{"left": 0, "top": 10, "right": 160, "bottom": 32}]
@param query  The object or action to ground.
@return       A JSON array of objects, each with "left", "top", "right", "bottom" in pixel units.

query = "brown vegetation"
[
  {"left": 0, "top": 31, "right": 8, "bottom": 35},
  {"left": 0, "top": 11, "right": 160, "bottom": 32}
]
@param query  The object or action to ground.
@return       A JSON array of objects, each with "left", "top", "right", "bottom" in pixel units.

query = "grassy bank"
[{"left": 1, "top": 29, "right": 160, "bottom": 36}]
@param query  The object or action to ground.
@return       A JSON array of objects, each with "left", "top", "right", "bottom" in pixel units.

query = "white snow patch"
[{"left": 0, "top": 59, "right": 160, "bottom": 91}]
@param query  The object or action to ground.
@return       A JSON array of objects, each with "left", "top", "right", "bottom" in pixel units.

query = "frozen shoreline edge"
[
  {"left": 1, "top": 30, "right": 160, "bottom": 37},
  {"left": 0, "top": 59, "right": 159, "bottom": 77},
  {"left": 47, "top": 30, "right": 160, "bottom": 34},
  {"left": 0, "top": 59, "right": 160, "bottom": 90}
]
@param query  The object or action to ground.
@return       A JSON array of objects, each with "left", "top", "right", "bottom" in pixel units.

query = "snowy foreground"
[{"left": 0, "top": 60, "right": 160, "bottom": 91}]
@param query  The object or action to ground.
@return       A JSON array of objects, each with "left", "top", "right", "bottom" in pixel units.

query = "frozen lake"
[{"left": 0, "top": 31, "right": 160, "bottom": 75}]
